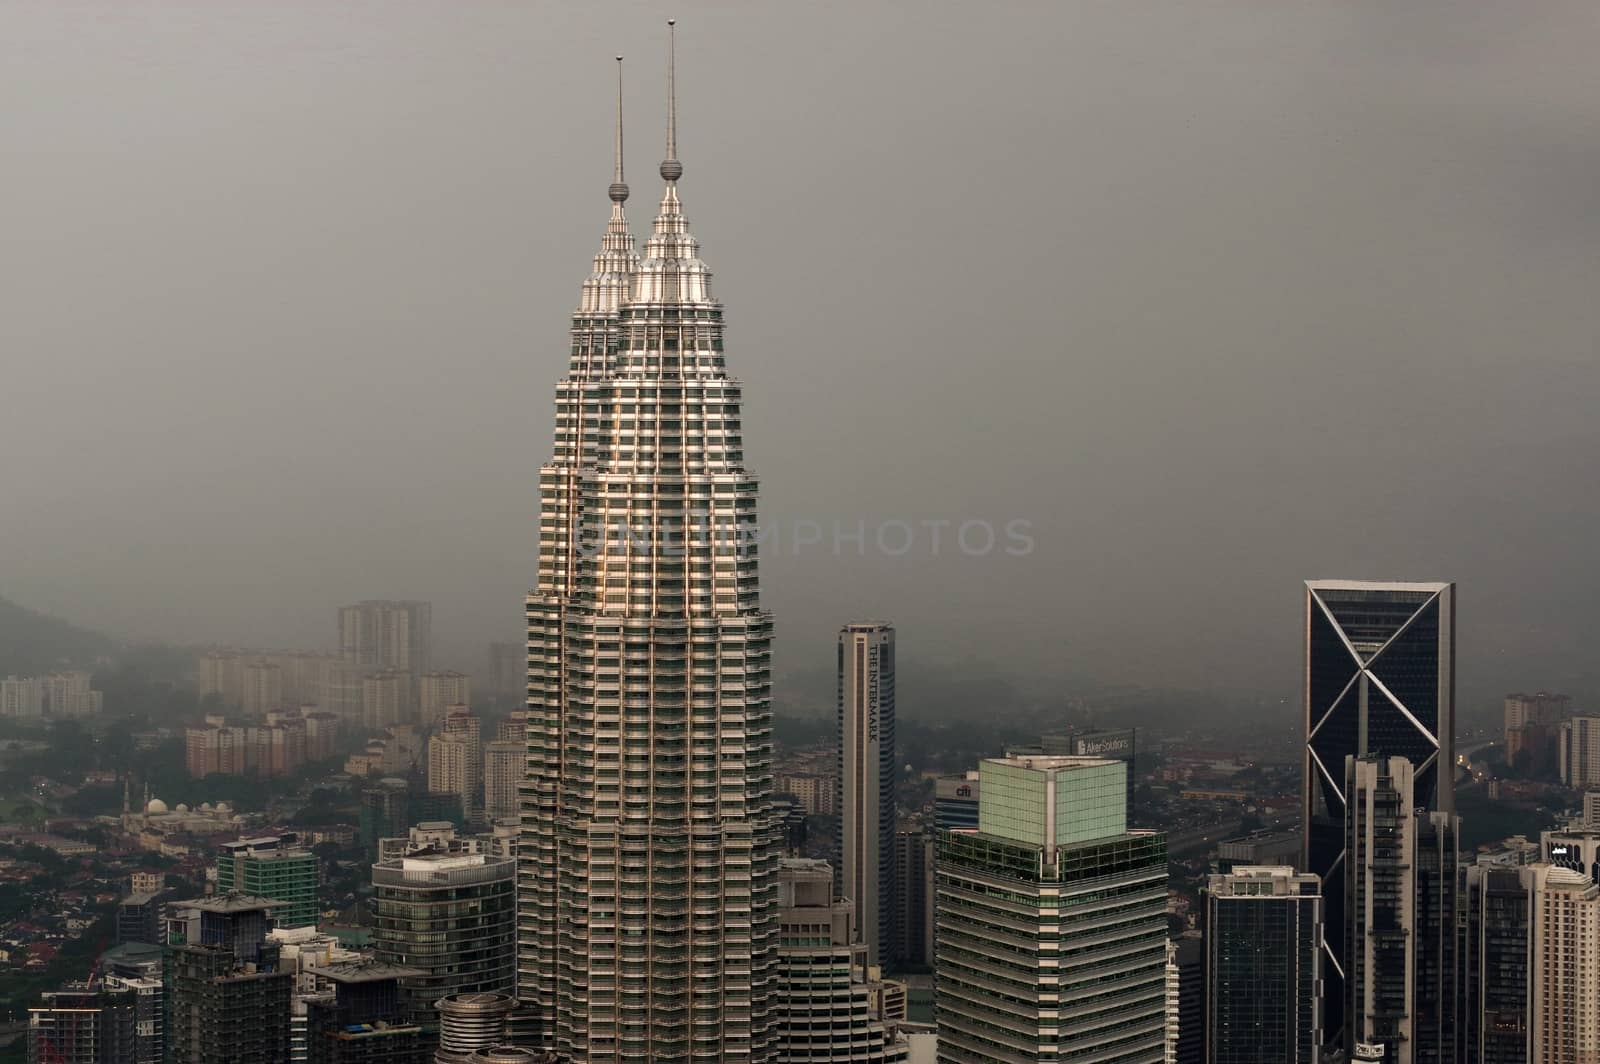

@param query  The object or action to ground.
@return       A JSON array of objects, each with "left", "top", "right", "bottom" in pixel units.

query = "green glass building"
[
  {"left": 216, "top": 835, "right": 320, "bottom": 929},
  {"left": 935, "top": 756, "right": 1168, "bottom": 1063}
]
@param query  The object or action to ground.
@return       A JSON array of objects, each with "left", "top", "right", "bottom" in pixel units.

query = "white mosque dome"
[
  {"left": 174, "top": 803, "right": 190, "bottom": 814},
  {"left": 200, "top": 802, "right": 215, "bottom": 813},
  {"left": 145, "top": 798, "right": 168, "bottom": 815}
]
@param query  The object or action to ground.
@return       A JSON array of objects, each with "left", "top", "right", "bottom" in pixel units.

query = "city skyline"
[{"left": 4, "top": 2, "right": 1596, "bottom": 707}]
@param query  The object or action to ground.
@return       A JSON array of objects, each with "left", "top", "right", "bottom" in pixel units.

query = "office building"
[
  {"left": 217, "top": 835, "right": 320, "bottom": 929},
  {"left": 420, "top": 671, "right": 472, "bottom": 729},
  {"left": 483, "top": 740, "right": 522, "bottom": 824},
  {"left": 1031, "top": 727, "right": 1137, "bottom": 819},
  {"left": 517, "top": 38, "right": 781, "bottom": 1061},
  {"left": 837, "top": 622, "right": 896, "bottom": 969},
  {"left": 340, "top": 601, "right": 432, "bottom": 676},
  {"left": 1204, "top": 866, "right": 1322, "bottom": 1064},
  {"left": 116, "top": 890, "right": 166, "bottom": 946},
  {"left": 890, "top": 830, "right": 934, "bottom": 969},
  {"left": 1528, "top": 864, "right": 1600, "bottom": 1064},
  {"left": 1559, "top": 716, "right": 1600, "bottom": 788},
  {"left": 168, "top": 894, "right": 294, "bottom": 1064},
  {"left": 360, "top": 778, "right": 412, "bottom": 853},
  {"left": 372, "top": 835, "right": 516, "bottom": 1025},
  {"left": 773, "top": 858, "right": 908, "bottom": 1063},
  {"left": 1459, "top": 864, "right": 1531, "bottom": 1064},
  {"left": 1303, "top": 580, "right": 1454, "bottom": 1047},
  {"left": 1344, "top": 756, "right": 1459, "bottom": 1064},
  {"left": 303, "top": 961, "right": 429, "bottom": 1064},
  {"left": 935, "top": 756, "right": 1167, "bottom": 1062},
  {"left": 933, "top": 773, "right": 979, "bottom": 831}
]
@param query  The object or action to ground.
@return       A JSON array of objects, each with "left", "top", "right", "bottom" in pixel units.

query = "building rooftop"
[
  {"left": 982, "top": 755, "right": 1118, "bottom": 772},
  {"left": 121, "top": 890, "right": 163, "bottom": 905},
  {"left": 180, "top": 892, "right": 287, "bottom": 913},
  {"left": 307, "top": 961, "right": 425, "bottom": 984}
]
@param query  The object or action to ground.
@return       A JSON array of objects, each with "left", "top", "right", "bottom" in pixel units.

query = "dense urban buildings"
[
  {"left": 517, "top": 38, "right": 780, "bottom": 1061},
  {"left": 935, "top": 755, "right": 1168, "bottom": 1063},
  {"left": 772, "top": 859, "right": 908, "bottom": 1062},
  {"left": 1204, "top": 866, "right": 1322, "bottom": 1064},
  {"left": 1303, "top": 579, "right": 1455, "bottom": 1047},
  {"left": 372, "top": 827, "right": 516, "bottom": 1026},
  {"left": 836, "top": 621, "right": 896, "bottom": 968},
  {"left": 2, "top": 670, "right": 102, "bottom": 718},
  {"left": 340, "top": 600, "right": 432, "bottom": 676},
  {"left": 302, "top": 961, "right": 429, "bottom": 1064}
]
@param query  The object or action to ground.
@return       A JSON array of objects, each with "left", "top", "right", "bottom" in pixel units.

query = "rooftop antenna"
[
  {"left": 609, "top": 55, "right": 629, "bottom": 204},
  {"left": 660, "top": 18, "right": 682, "bottom": 183}
]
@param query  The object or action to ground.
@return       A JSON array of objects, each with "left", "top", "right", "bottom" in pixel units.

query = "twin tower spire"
[{"left": 580, "top": 20, "right": 701, "bottom": 316}]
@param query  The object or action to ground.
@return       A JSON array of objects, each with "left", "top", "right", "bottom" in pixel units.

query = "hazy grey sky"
[{"left": 3, "top": 1, "right": 1597, "bottom": 712}]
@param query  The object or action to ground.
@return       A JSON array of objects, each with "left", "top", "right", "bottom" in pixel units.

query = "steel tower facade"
[{"left": 518, "top": 33, "right": 779, "bottom": 1062}]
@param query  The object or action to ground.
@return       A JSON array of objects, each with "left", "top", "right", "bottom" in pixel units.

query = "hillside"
[{"left": 0, "top": 595, "right": 117, "bottom": 676}]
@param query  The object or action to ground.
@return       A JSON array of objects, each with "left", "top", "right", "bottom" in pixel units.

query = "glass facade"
[
  {"left": 1304, "top": 581, "right": 1453, "bottom": 1048},
  {"left": 1204, "top": 868, "right": 1322, "bottom": 1064}
]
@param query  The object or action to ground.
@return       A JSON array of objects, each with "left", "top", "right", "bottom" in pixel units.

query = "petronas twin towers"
[{"left": 517, "top": 24, "right": 781, "bottom": 1062}]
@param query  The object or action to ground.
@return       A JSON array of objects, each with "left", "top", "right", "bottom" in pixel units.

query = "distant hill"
[{"left": 0, "top": 595, "right": 118, "bottom": 676}]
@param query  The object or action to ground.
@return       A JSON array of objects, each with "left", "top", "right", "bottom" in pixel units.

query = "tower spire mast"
[
  {"left": 610, "top": 55, "right": 628, "bottom": 204},
  {"left": 660, "top": 19, "right": 681, "bottom": 184}
]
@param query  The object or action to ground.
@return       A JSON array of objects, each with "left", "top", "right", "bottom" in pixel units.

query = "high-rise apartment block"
[
  {"left": 487, "top": 640, "right": 525, "bottom": 696},
  {"left": 773, "top": 858, "right": 908, "bottom": 1062},
  {"left": 3, "top": 671, "right": 102, "bottom": 719},
  {"left": 241, "top": 662, "right": 284, "bottom": 716},
  {"left": 26, "top": 987, "right": 137, "bottom": 1064},
  {"left": 186, "top": 710, "right": 318, "bottom": 779},
  {"left": 217, "top": 835, "right": 320, "bottom": 929},
  {"left": 1504, "top": 692, "right": 1570, "bottom": 776},
  {"left": 419, "top": 671, "right": 471, "bottom": 729},
  {"left": 340, "top": 601, "right": 432, "bottom": 676},
  {"left": 363, "top": 669, "right": 412, "bottom": 732},
  {"left": 1343, "top": 755, "right": 1459, "bottom": 1064},
  {"left": 428, "top": 709, "right": 483, "bottom": 826},
  {"left": 1559, "top": 716, "right": 1600, "bottom": 788},
  {"left": 1204, "top": 866, "right": 1322, "bottom": 1064},
  {"left": 517, "top": 39, "right": 781, "bottom": 1062},
  {"left": 1304, "top": 580, "right": 1454, "bottom": 1047},
  {"left": 837, "top": 621, "right": 896, "bottom": 969},
  {"left": 372, "top": 832, "right": 516, "bottom": 1026},
  {"left": 1528, "top": 864, "right": 1600, "bottom": 1064},
  {"left": 483, "top": 739, "right": 522, "bottom": 824},
  {"left": 936, "top": 756, "right": 1168, "bottom": 1063}
]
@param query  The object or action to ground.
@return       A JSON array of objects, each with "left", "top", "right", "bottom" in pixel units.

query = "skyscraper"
[
  {"left": 372, "top": 839, "right": 516, "bottom": 1026},
  {"left": 837, "top": 621, "right": 896, "bottom": 969},
  {"left": 1204, "top": 866, "right": 1322, "bottom": 1064},
  {"left": 1528, "top": 864, "right": 1600, "bottom": 1064},
  {"left": 1343, "top": 755, "right": 1459, "bottom": 1064},
  {"left": 430, "top": 710, "right": 483, "bottom": 826},
  {"left": 772, "top": 859, "right": 909, "bottom": 1063},
  {"left": 935, "top": 756, "right": 1167, "bottom": 1063},
  {"left": 517, "top": 33, "right": 779, "bottom": 1061},
  {"left": 26, "top": 987, "right": 137, "bottom": 1064},
  {"left": 339, "top": 601, "right": 432, "bottom": 676},
  {"left": 889, "top": 829, "right": 933, "bottom": 969},
  {"left": 1459, "top": 864, "right": 1531, "bottom": 1064},
  {"left": 1559, "top": 716, "right": 1600, "bottom": 788},
  {"left": 302, "top": 961, "right": 429, "bottom": 1064},
  {"left": 167, "top": 895, "right": 295, "bottom": 1064},
  {"left": 1303, "top": 580, "right": 1454, "bottom": 1046}
]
